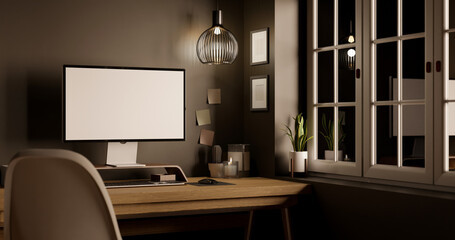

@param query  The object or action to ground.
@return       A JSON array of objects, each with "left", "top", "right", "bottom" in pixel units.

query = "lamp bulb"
[{"left": 214, "top": 27, "right": 221, "bottom": 35}]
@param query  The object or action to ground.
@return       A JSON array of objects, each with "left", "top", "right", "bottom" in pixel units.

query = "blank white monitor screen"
[{"left": 64, "top": 66, "right": 185, "bottom": 141}]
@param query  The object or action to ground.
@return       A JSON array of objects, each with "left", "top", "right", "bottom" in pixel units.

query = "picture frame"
[
  {"left": 250, "top": 28, "right": 269, "bottom": 65},
  {"left": 250, "top": 75, "right": 268, "bottom": 111}
]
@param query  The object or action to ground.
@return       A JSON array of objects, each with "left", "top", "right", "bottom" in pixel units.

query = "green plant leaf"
[
  {"left": 284, "top": 113, "right": 312, "bottom": 152},
  {"left": 319, "top": 113, "right": 347, "bottom": 151}
]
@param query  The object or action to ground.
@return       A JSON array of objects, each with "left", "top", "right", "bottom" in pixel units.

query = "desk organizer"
[{"left": 96, "top": 164, "right": 188, "bottom": 182}]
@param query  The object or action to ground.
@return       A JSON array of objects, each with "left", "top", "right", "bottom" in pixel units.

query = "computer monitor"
[{"left": 63, "top": 65, "right": 185, "bottom": 166}]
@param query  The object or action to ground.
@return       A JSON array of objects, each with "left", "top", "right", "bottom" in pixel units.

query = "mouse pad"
[{"left": 187, "top": 181, "right": 235, "bottom": 186}]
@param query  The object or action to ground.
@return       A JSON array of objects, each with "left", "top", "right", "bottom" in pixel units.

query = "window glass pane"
[
  {"left": 403, "top": 38, "right": 425, "bottom": 79},
  {"left": 402, "top": 0, "right": 424, "bottom": 35},
  {"left": 447, "top": 103, "right": 455, "bottom": 171},
  {"left": 403, "top": 38, "right": 425, "bottom": 100},
  {"left": 450, "top": 0, "right": 455, "bottom": 29},
  {"left": 402, "top": 105, "right": 425, "bottom": 168},
  {"left": 318, "top": 107, "right": 336, "bottom": 160},
  {"left": 376, "top": 106, "right": 397, "bottom": 166},
  {"left": 339, "top": 107, "right": 355, "bottom": 162},
  {"left": 338, "top": 48, "right": 356, "bottom": 102},
  {"left": 318, "top": 0, "right": 334, "bottom": 48},
  {"left": 377, "top": 0, "right": 397, "bottom": 39},
  {"left": 318, "top": 51, "right": 334, "bottom": 103},
  {"left": 449, "top": 33, "right": 455, "bottom": 100},
  {"left": 376, "top": 42, "right": 397, "bottom": 101},
  {"left": 449, "top": 136, "right": 455, "bottom": 171},
  {"left": 338, "top": 0, "right": 355, "bottom": 45}
]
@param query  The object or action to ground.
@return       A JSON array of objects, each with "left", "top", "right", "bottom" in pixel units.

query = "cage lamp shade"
[{"left": 196, "top": 10, "right": 238, "bottom": 64}]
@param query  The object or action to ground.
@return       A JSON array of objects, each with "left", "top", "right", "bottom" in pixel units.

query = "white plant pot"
[
  {"left": 289, "top": 151, "right": 308, "bottom": 173},
  {"left": 324, "top": 150, "right": 343, "bottom": 161}
]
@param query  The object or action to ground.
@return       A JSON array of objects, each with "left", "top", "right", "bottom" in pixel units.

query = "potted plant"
[
  {"left": 320, "top": 114, "right": 346, "bottom": 160},
  {"left": 284, "top": 113, "right": 313, "bottom": 177}
]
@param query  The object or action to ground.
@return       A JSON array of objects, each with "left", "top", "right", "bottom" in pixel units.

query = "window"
[
  {"left": 308, "top": 0, "right": 455, "bottom": 186},
  {"left": 308, "top": 0, "right": 362, "bottom": 176},
  {"left": 364, "top": 0, "right": 433, "bottom": 183},
  {"left": 434, "top": 0, "right": 455, "bottom": 187}
]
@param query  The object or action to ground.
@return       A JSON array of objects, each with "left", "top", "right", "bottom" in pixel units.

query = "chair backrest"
[{"left": 4, "top": 149, "right": 122, "bottom": 240}]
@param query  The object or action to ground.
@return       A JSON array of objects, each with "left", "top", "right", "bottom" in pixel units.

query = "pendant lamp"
[{"left": 196, "top": 9, "right": 238, "bottom": 64}]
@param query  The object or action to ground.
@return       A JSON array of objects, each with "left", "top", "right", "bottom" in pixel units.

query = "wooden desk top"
[
  {"left": 108, "top": 177, "right": 310, "bottom": 203},
  {"left": 0, "top": 177, "right": 311, "bottom": 221},
  {"left": 108, "top": 177, "right": 311, "bottom": 219}
]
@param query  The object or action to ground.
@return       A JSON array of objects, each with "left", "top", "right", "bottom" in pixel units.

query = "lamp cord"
[{"left": 217, "top": 0, "right": 219, "bottom": 10}]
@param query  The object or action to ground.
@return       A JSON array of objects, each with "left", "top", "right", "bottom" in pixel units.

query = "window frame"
[
  {"left": 307, "top": 0, "right": 363, "bottom": 177},
  {"left": 308, "top": 0, "right": 440, "bottom": 184},
  {"left": 363, "top": 0, "right": 434, "bottom": 184},
  {"left": 434, "top": 0, "right": 455, "bottom": 187}
]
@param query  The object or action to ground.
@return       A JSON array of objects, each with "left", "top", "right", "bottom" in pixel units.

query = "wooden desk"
[{"left": 0, "top": 177, "right": 310, "bottom": 240}]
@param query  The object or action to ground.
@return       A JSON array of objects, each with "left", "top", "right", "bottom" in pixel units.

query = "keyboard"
[{"left": 105, "top": 180, "right": 185, "bottom": 188}]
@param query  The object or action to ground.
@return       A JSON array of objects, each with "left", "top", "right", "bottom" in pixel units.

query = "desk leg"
[
  {"left": 281, "top": 207, "right": 292, "bottom": 240},
  {"left": 244, "top": 210, "right": 254, "bottom": 240}
]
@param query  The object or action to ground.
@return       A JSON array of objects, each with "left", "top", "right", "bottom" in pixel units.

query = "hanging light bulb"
[
  {"left": 346, "top": 48, "right": 356, "bottom": 70},
  {"left": 345, "top": 20, "right": 355, "bottom": 70},
  {"left": 347, "top": 20, "right": 355, "bottom": 43},
  {"left": 213, "top": 26, "right": 221, "bottom": 35},
  {"left": 196, "top": 10, "right": 238, "bottom": 64}
]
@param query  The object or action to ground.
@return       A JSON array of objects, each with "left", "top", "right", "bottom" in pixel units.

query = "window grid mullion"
[
  {"left": 334, "top": 0, "right": 339, "bottom": 162},
  {"left": 397, "top": 0, "right": 403, "bottom": 168},
  {"left": 372, "top": 0, "right": 382, "bottom": 166},
  {"left": 316, "top": 102, "right": 357, "bottom": 107},
  {"left": 371, "top": 4, "right": 377, "bottom": 164},
  {"left": 443, "top": 0, "right": 449, "bottom": 173},
  {"left": 373, "top": 100, "right": 426, "bottom": 106},
  {"left": 444, "top": 0, "right": 449, "bottom": 31},
  {"left": 398, "top": 0, "right": 403, "bottom": 37},
  {"left": 313, "top": 0, "right": 318, "bottom": 161},
  {"left": 334, "top": 0, "right": 338, "bottom": 47},
  {"left": 334, "top": 47, "right": 339, "bottom": 161},
  {"left": 397, "top": 50, "right": 403, "bottom": 166},
  {"left": 315, "top": 43, "right": 357, "bottom": 53},
  {"left": 372, "top": 0, "right": 377, "bottom": 41},
  {"left": 372, "top": 33, "right": 426, "bottom": 44}
]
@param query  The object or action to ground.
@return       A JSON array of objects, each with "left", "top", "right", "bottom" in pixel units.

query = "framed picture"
[
  {"left": 250, "top": 28, "right": 269, "bottom": 65},
  {"left": 250, "top": 75, "right": 268, "bottom": 111}
]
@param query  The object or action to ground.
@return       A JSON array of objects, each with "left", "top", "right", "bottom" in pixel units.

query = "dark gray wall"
[
  {"left": 242, "top": 0, "right": 300, "bottom": 177},
  {"left": 243, "top": 0, "right": 275, "bottom": 177},
  {"left": 274, "top": 0, "right": 300, "bottom": 175},
  {"left": 0, "top": 0, "right": 244, "bottom": 176}
]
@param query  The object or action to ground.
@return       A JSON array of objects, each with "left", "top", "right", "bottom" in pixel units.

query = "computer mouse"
[{"left": 198, "top": 178, "right": 219, "bottom": 185}]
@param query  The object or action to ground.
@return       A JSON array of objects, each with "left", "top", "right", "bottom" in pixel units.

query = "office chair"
[{"left": 4, "top": 149, "right": 122, "bottom": 240}]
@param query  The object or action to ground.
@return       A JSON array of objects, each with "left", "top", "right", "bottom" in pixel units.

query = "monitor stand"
[{"left": 106, "top": 142, "right": 146, "bottom": 167}]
